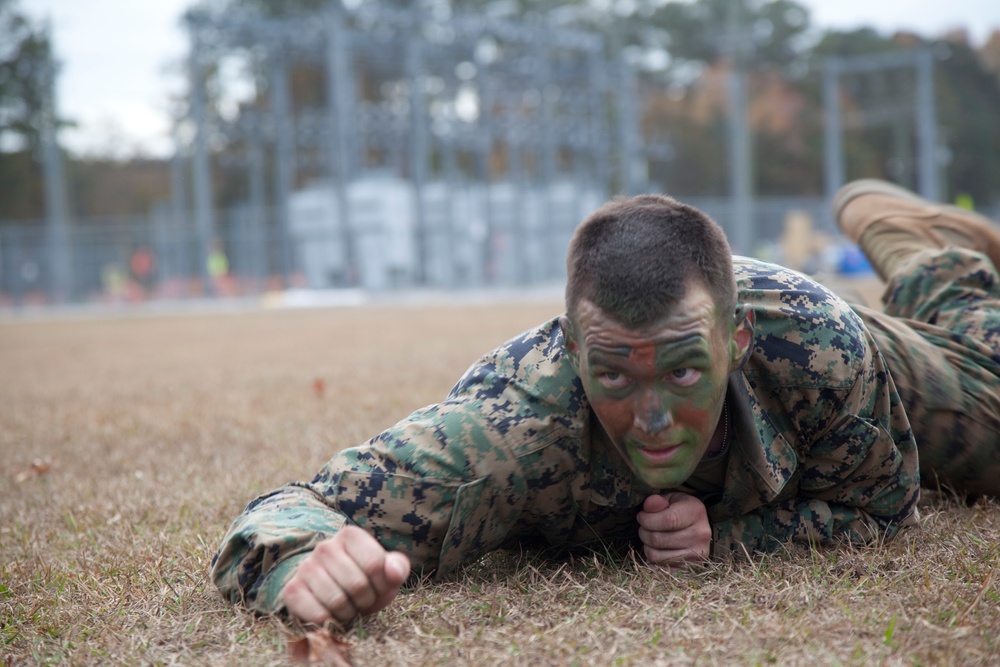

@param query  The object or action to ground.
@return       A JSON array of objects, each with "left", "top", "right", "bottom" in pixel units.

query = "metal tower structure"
[
  {"left": 181, "top": 1, "right": 662, "bottom": 290},
  {"left": 823, "top": 48, "right": 940, "bottom": 225}
]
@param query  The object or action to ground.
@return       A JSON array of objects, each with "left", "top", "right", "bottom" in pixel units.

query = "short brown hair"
[{"left": 565, "top": 194, "right": 736, "bottom": 329}]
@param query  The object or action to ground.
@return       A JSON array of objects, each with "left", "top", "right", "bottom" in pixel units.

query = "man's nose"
[{"left": 635, "top": 395, "right": 672, "bottom": 435}]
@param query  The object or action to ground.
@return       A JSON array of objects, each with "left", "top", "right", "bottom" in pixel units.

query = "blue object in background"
[{"left": 838, "top": 244, "right": 874, "bottom": 275}]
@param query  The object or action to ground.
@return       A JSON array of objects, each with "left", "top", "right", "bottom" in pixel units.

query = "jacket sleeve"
[
  {"left": 710, "top": 334, "right": 920, "bottom": 557},
  {"left": 209, "top": 482, "right": 347, "bottom": 615},
  {"left": 210, "top": 396, "right": 534, "bottom": 615}
]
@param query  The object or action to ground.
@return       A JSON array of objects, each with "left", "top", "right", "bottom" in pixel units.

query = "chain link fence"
[{"left": 9, "top": 191, "right": 948, "bottom": 308}]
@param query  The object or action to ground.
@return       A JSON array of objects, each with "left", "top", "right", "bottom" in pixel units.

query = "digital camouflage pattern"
[
  {"left": 212, "top": 256, "right": 924, "bottom": 615},
  {"left": 853, "top": 248, "right": 1000, "bottom": 497}
]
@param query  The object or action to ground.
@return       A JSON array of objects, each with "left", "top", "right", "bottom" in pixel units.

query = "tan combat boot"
[{"left": 833, "top": 179, "right": 1000, "bottom": 281}]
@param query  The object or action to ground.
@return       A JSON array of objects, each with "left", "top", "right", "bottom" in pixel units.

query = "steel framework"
[
  {"left": 823, "top": 48, "right": 940, "bottom": 224},
  {"left": 181, "top": 1, "right": 663, "bottom": 290}
]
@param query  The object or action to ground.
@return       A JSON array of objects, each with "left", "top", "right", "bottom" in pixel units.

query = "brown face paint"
[{"left": 628, "top": 343, "right": 656, "bottom": 370}]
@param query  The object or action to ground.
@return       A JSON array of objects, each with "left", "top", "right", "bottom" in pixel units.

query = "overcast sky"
[{"left": 20, "top": 0, "right": 1000, "bottom": 158}]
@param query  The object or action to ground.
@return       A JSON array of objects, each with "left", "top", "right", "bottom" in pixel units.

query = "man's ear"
[
  {"left": 558, "top": 315, "right": 580, "bottom": 365},
  {"left": 729, "top": 304, "right": 754, "bottom": 370}
]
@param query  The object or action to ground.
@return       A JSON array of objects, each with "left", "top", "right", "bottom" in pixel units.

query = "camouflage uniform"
[
  {"left": 851, "top": 248, "right": 1000, "bottom": 497},
  {"left": 212, "top": 256, "right": 921, "bottom": 615}
]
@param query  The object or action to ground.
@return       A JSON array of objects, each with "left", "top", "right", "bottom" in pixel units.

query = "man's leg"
[{"left": 836, "top": 179, "right": 1000, "bottom": 497}]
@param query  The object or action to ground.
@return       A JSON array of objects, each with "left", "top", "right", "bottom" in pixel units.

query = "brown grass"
[{"left": 2, "top": 300, "right": 998, "bottom": 666}]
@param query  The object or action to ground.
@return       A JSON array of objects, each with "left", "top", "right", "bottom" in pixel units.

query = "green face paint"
[{"left": 565, "top": 283, "right": 736, "bottom": 489}]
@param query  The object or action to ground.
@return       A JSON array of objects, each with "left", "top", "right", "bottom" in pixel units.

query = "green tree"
[
  {"left": 0, "top": 0, "right": 56, "bottom": 220},
  {"left": 934, "top": 40, "right": 1000, "bottom": 205},
  {"left": 648, "top": 0, "right": 811, "bottom": 70},
  {"left": 812, "top": 26, "right": 900, "bottom": 60},
  {"left": 637, "top": 1, "right": 813, "bottom": 195}
]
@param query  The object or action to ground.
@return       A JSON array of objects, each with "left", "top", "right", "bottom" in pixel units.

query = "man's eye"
[
  {"left": 599, "top": 372, "right": 631, "bottom": 389},
  {"left": 670, "top": 368, "right": 701, "bottom": 385}
]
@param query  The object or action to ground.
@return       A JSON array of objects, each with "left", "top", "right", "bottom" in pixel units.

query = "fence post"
[
  {"left": 188, "top": 32, "right": 217, "bottom": 297},
  {"left": 325, "top": 0, "right": 359, "bottom": 286},
  {"left": 915, "top": 48, "right": 939, "bottom": 202},
  {"left": 40, "top": 37, "right": 73, "bottom": 304}
]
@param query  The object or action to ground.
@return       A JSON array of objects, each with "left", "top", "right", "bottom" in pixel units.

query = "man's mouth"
[{"left": 632, "top": 441, "right": 683, "bottom": 463}]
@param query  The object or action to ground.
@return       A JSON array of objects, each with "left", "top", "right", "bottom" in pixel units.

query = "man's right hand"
[{"left": 281, "top": 525, "right": 411, "bottom": 626}]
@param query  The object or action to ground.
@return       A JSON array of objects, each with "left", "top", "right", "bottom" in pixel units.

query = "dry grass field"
[{"left": 2, "top": 299, "right": 998, "bottom": 666}]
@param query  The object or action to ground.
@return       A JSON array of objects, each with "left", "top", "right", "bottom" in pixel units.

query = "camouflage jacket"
[{"left": 211, "top": 257, "right": 920, "bottom": 614}]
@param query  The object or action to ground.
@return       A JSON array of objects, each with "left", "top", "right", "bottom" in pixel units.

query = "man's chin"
[
  {"left": 629, "top": 461, "right": 694, "bottom": 491},
  {"left": 622, "top": 447, "right": 694, "bottom": 489}
]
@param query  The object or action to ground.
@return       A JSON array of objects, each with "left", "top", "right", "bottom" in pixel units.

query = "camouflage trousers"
[{"left": 852, "top": 248, "right": 1000, "bottom": 497}]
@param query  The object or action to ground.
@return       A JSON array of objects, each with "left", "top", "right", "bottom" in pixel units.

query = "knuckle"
[
  {"left": 346, "top": 586, "right": 376, "bottom": 611},
  {"left": 344, "top": 540, "right": 385, "bottom": 576},
  {"left": 295, "top": 557, "right": 322, "bottom": 581},
  {"left": 283, "top": 577, "right": 305, "bottom": 601},
  {"left": 643, "top": 545, "right": 670, "bottom": 565},
  {"left": 339, "top": 524, "right": 360, "bottom": 537},
  {"left": 327, "top": 587, "right": 351, "bottom": 611},
  {"left": 660, "top": 511, "right": 682, "bottom": 532},
  {"left": 283, "top": 584, "right": 328, "bottom": 625},
  {"left": 316, "top": 583, "right": 353, "bottom": 619},
  {"left": 314, "top": 537, "right": 341, "bottom": 559},
  {"left": 639, "top": 527, "right": 668, "bottom": 549},
  {"left": 347, "top": 542, "right": 385, "bottom": 574},
  {"left": 339, "top": 570, "right": 369, "bottom": 597},
  {"left": 340, "top": 524, "right": 369, "bottom": 542}
]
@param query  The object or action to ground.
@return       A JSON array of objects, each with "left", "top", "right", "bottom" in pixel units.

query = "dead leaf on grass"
[
  {"left": 312, "top": 378, "right": 326, "bottom": 399},
  {"left": 288, "top": 629, "right": 354, "bottom": 666},
  {"left": 14, "top": 456, "right": 54, "bottom": 483}
]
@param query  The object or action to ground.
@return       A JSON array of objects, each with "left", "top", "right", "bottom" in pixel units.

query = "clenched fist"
[
  {"left": 281, "top": 525, "right": 411, "bottom": 626},
  {"left": 636, "top": 492, "right": 712, "bottom": 566}
]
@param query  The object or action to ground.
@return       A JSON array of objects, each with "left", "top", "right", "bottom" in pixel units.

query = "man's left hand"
[{"left": 636, "top": 492, "right": 712, "bottom": 566}]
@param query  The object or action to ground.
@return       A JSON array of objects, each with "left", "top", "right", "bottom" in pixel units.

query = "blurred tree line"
[
  {"left": 0, "top": 0, "right": 51, "bottom": 220},
  {"left": 0, "top": 0, "right": 172, "bottom": 223},
  {"left": 2, "top": 0, "right": 999, "bottom": 224}
]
